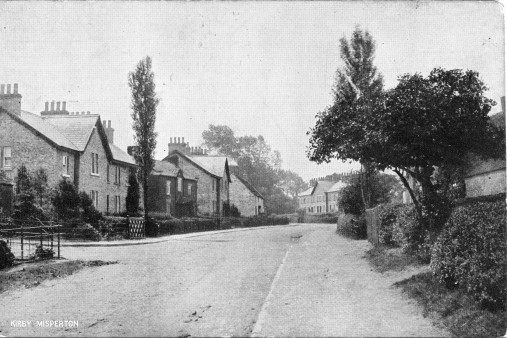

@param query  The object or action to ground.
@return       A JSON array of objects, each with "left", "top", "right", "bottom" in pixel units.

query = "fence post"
[
  {"left": 20, "top": 224, "right": 24, "bottom": 260},
  {"left": 57, "top": 229, "right": 60, "bottom": 259},
  {"left": 40, "top": 225, "right": 43, "bottom": 248},
  {"left": 126, "top": 214, "right": 130, "bottom": 239}
]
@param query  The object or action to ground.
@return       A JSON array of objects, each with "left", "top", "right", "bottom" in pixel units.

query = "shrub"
[
  {"left": 52, "top": 179, "right": 81, "bottom": 220},
  {"left": 79, "top": 192, "right": 103, "bottom": 225},
  {"left": 296, "top": 208, "right": 306, "bottom": 223},
  {"left": 242, "top": 215, "right": 290, "bottom": 227},
  {"left": 377, "top": 204, "right": 403, "bottom": 246},
  {"left": 126, "top": 170, "right": 140, "bottom": 214},
  {"left": 33, "top": 245, "right": 54, "bottom": 260},
  {"left": 0, "top": 240, "right": 15, "bottom": 269},
  {"left": 98, "top": 217, "right": 128, "bottom": 240},
  {"left": 144, "top": 217, "right": 159, "bottom": 237},
  {"left": 59, "top": 220, "right": 102, "bottom": 241},
  {"left": 336, "top": 213, "right": 367, "bottom": 239},
  {"left": 230, "top": 204, "right": 241, "bottom": 217},
  {"left": 431, "top": 199, "right": 506, "bottom": 310},
  {"left": 158, "top": 218, "right": 184, "bottom": 235}
]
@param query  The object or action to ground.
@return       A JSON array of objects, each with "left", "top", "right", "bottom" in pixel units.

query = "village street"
[{"left": 0, "top": 224, "right": 447, "bottom": 337}]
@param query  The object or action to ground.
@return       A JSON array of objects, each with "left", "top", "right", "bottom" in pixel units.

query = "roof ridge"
[{"left": 20, "top": 110, "right": 80, "bottom": 150}]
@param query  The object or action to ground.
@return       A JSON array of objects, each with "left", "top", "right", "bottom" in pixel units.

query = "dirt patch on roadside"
[{"left": 0, "top": 259, "right": 116, "bottom": 294}]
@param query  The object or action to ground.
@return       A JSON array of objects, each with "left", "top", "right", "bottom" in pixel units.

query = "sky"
[{"left": 0, "top": 1, "right": 504, "bottom": 181}]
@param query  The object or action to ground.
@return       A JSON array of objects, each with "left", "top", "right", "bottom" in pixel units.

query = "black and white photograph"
[{"left": 0, "top": 1, "right": 505, "bottom": 337}]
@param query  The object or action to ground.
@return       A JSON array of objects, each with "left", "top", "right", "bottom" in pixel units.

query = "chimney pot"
[
  {"left": 169, "top": 137, "right": 172, "bottom": 144},
  {"left": 0, "top": 84, "right": 4, "bottom": 94},
  {"left": 50, "top": 101, "right": 55, "bottom": 111},
  {"left": 177, "top": 137, "right": 181, "bottom": 143},
  {"left": 56, "top": 101, "right": 61, "bottom": 111},
  {"left": 45, "top": 102, "right": 49, "bottom": 111},
  {"left": 81, "top": 111, "right": 85, "bottom": 115},
  {"left": 108, "top": 120, "right": 111, "bottom": 128},
  {"left": 6, "top": 84, "right": 11, "bottom": 94},
  {"left": 182, "top": 137, "right": 185, "bottom": 144},
  {"left": 62, "top": 101, "right": 66, "bottom": 111},
  {"left": 87, "top": 111, "right": 90, "bottom": 115},
  {"left": 13, "top": 84, "right": 18, "bottom": 94},
  {"left": 102, "top": 120, "right": 107, "bottom": 128}
]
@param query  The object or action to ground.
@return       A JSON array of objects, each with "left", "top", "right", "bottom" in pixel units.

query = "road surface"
[{"left": 0, "top": 223, "right": 448, "bottom": 337}]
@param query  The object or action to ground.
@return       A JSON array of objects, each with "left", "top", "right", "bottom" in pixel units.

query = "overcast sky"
[{"left": 0, "top": 1, "right": 504, "bottom": 181}]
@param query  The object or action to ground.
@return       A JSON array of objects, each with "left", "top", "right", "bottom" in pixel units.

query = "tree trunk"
[{"left": 393, "top": 168, "right": 422, "bottom": 218}]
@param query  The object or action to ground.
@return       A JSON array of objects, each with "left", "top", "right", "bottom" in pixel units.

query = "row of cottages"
[
  {"left": 298, "top": 179, "right": 347, "bottom": 214},
  {"left": 0, "top": 84, "right": 138, "bottom": 215},
  {"left": 145, "top": 137, "right": 264, "bottom": 217}
]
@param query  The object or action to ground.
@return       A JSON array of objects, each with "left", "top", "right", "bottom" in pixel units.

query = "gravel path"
[{"left": 0, "top": 224, "right": 448, "bottom": 337}]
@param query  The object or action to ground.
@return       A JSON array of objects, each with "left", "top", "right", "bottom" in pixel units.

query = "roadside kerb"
[{"left": 60, "top": 223, "right": 301, "bottom": 247}]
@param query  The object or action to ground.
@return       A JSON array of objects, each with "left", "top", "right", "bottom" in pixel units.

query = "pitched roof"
[
  {"left": 9, "top": 110, "right": 136, "bottom": 166},
  {"left": 109, "top": 143, "right": 136, "bottom": 166},
  {"left": 299, "top": 186, "right": 315, "bottom": 196},
  {"left": 314, "top": 180, "right": 336, "bottom": 192},
  {"left": 326, "top": 181, "right": 347, "bottom": 193},
  {"left": 231, "top": 174, "right": 263, "bottom": 199},
  {"left": 189, "top": 155, "right": 231, "bottom": 177},
  {"left": 19, "top": 111, "right": 79, "bottom": 151},
  {"left": 43, "top": 114, "right": 99, "bottom": 151},
  {"left": 152, "top": 160, "right": 180, "bottom": 177}
]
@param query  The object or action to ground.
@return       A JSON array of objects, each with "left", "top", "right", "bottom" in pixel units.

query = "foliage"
[
  {"left": 78, "top": 192, "right": 103, "bottom": 225},
  {"left": 338, "top": 176, "right": 364, "bottom": 216},
  {"left": 377, "top": 204, "right": 405, "bottom": 246},
  {"left": 365, "top": 245, "right": 421, "bottom": 273},
  {"left": 309, "top": 65, "right": 504, "bottom": 232},
  {"left": 0, "top": 240, "right": 15, "bottom": 269},
  {"left": 229, "top": 204, "right": 240, "bottom": 217},
  {"left": 144, "top": 217, "right": 159, "bottom": 237},
  {"left": 242, "top": 215, "right": 290, "bottom": 227},
  {"left": 33, "top": 245, "right": 54, "bottom": 260},
  {"left": 59, "top": 220, "right": 102, "bottom": 241},
  {"left": 128, "top": 56, "right": 159, "bottom": 219},
  {"left": 395, "top": 272, "right": 506, "bottom": 337},
  {"left": 431, "top": 200, "right": 506, "bottom": 310},
  {"left": 202, "top": 124, "right": 303, "bottom": 214},
  {"left": 126, "top": 169, "right": 140, "bottom": 214},
  {"left": 52, "top": 179, "right": 81, "bottom": 220},
  {"left": 32, "top": 168, "right": 49, "bottom": 208},
  {"left": 12, "top": 165, "right": 46, "bottom": 221},
  {"left": 336, "top": 213, "right": 366, "bottom": 239}
]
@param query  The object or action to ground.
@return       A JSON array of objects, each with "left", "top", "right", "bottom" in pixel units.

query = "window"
[
  {"left": 212, "top": 200, "right": 216, "bottom": 213},
  {"left": 115, "top": 196, "right": 121, "bottom": 214},
  {"left": 107, "top": 165, "right": 110, "bottom": 183},
  {"left": 90, "top": 190, "right": 99, "bottom": 208},
  {"left": 166, "top": 180, "right": 171, "bottom": 196},
  {"left": 106, "top": 195, "right": 110, "bottom": 214},
  {"left": 187, "top": 183, "right": 192, "bottom": 196},
  {"left": 211, "top": 179, "right": 215, "bottom": 191},
  {"left": 177, "top": 177, "right": 182, "bottom": 192},
  {"left": 0, "top": 146, "right": 12, "bottom": 169},
  {"left": 114, "top": 166, "right": 121, "bottom": 184},
  {"left": 91, "top": 153, "right": 99, "bottom": 175},
  {"left": 62, "top": 155, "right": 69, "bottom": 176}
]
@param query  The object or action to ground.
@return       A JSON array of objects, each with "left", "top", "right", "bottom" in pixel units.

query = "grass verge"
[
  {"left": 0, "top": 260, "right": 117, "bottom": 294},
  {"left": 395, "top": 272, "right": 506, "bottom": 337},
  {"left": 364, "top": 245, "right": 421, "bottom": 273}
]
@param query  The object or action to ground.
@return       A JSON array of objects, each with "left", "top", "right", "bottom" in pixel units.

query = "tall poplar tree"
[
  {"left": 309, "top": 26, "right": 383, "bottom": 210},
  {"left": 128, "top": 56, "right": 159, "bottom": 219}
]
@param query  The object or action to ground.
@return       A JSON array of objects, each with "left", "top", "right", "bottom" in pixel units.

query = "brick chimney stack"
[
  {"left": 168, "top": 136, "right": 188, "bottom": 154},
  {"left": 41, "top": 100, "right": 70, "bottom": 116},
  {"left": 0, "top": 83, "right": 22, "bottom": 116},
  {"left": 103, "top": 120, "right": 115, "bottom": 144}
]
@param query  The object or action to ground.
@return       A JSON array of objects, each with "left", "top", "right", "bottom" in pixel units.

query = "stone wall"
[
  {"left": 78, "top": 127, "right": 131, "bottom": 214},
  {"left": 229, "top": 177, "right": 257, "bottom": 217},
  {"left": 0, "top": 112, "right": 70, "bottom": 189}
]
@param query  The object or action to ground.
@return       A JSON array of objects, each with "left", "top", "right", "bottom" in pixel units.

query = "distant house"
[
  {"left": 161, "top": 137, "right": 235, "bottom": 216},
  {"left": 0, "top": 83, "right": 138, "bottom": 214},
  {"left": 325, "top": 181, "right": 347, "bottom": 213},
  {"left": 229, "top": 173, "right": 264, "bottom": 216},
  {"left": 464, "top": 100, "right": 506, "bottom": 198},
  {"left": 147, "top": 160, "right": 197, "bottom": 217},
  {"left": 298, "top": 180, "right": 336, "bottom": 214}
]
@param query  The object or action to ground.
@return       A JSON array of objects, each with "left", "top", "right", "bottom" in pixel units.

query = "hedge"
[
  {"left": 336, "top": 213, "right": 367, "bottom": 239},
  {"left": 0, "top": 240, "right": 15, "bottom": 269},
  {"left": 431, "top": 199, "right": 506, "bottom": 310}
]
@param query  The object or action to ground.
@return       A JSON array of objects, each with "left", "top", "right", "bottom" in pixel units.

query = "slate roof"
[
  {"left": 231, "top": 174, "right": 263, "bottom": 199},
  {"left": 190, "top": 155, "right": 233, "bottom": 177},
  {"left": 299, "top": 186, "right": 315, "bottom": 196},
  {"left": 151, "top": 160, "right": 181, "bottom": 177},
  {"left": 11, "top": 110, "right": 136, "bottom": 166},
  {"left": 327, "top": 181, "right": 347, "bottom": 193}
]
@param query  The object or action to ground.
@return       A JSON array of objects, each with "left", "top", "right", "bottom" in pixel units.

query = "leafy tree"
[
  {"left": 52, "top": 179, "right": 81, "bottom": 220},
  {"left": 276, "top": 169, "right": 309, "bottom": 211},
  {"left": 202, "top": 125, "right": 301, "bottom": 214},
  {"left": 13, "top": 165, "right": 45, "bottom": 221},
  {"left": 309, "top": 67, "right": 504, "bottom": 229},
  {"left": 128, "top": 56, "right": 159, "bottom": 220},
  {"left": 126, "top": 169, "right": 140, "bottom": 214},
  {"left": 33, "top": 168, "right": 48, "bottom": 208}
]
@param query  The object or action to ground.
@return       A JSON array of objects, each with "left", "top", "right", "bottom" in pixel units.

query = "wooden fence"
[{"left": 365, "top": 206, "right": 381, "bottom": 245}]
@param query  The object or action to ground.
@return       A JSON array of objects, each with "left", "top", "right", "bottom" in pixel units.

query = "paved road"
[{"left": 0, "top": 224, "right": 448, "bottom": 337}]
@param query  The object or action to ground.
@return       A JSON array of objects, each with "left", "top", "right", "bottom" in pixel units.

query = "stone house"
[
  {"left": 229, "top": 173, "right": 264, "bottom": 216},
  {"left": 147, "top": 160, "right": 197, "bottom": 216},
  {"left": 298, "top": 180, "right": 336, "bottom": 214},
  {"left": 161, "top": 137, "right": 235, "bottom": 216},
  {"left": 325, "top": 181, "right": 346, "bottom": 213},
  {"left": 0, "top": 83, "right": 138, "bottom": 215}
]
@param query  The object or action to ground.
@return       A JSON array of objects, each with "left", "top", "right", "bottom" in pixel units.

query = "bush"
[
  {"left": 98, "top": 217, "right": 128, "bottom": 240},
  {"left": 59, "top": 219, "right": 102, "bottom": 241},
  {"left": 242, "top": 215, "right": 290, "bottom": 227},
  {"left": 431, "top": 199, "right": 506, "bottom": 310},
  {"left": 336, "top": 213, "right": 366, "bottom": 239},
  {"left": 79, "top": 192, "right": 103, "bottom": 225},
  {"left": 377, "top": 204, "right": 404, "bottom": 246},
  {"left": 230, "top": 204, "right": 241, "bottom": 217},
  {"left": 145, "top": 217, "right": 159, "bottom": 237},
  {"left": 52, "top": 179, "right": 81, "bottom": 220},
  {"left": 32, "top": 245, "right": 54, "bottom": 260},
  {"left": 0, "top": 240, "right": 15, "bottom": 269}
]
